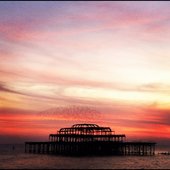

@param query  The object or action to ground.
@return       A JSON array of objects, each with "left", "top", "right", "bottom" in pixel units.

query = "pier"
[{"left": 25, "top": 123, "right": 156, "bottom": 156}]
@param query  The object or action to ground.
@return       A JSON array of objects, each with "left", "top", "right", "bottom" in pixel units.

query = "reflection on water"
[{"left": 0, "top": 144, "right": 170, "bottom": 169}]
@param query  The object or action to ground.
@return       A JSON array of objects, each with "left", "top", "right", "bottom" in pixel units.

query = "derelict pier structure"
[{"left": 25, "top": 123, "right": 156, "bottom": 156}]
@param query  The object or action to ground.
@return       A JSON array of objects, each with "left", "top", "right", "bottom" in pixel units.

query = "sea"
[{"left": 0, "top": 144, "right": 170, "bottom": 169}]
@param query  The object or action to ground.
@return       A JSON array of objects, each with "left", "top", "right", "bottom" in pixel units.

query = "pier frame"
[{"left": 25, "top": 123, "right": 156, "bottom": 156}]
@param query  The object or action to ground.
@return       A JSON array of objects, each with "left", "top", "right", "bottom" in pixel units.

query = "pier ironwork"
[{"left": 25, "top": 123, "right": 156, "bottom": 156}]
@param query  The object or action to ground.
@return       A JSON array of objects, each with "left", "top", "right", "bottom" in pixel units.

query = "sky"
[{"left": 1, "top": 1, "right": 170, "bottom": 145}]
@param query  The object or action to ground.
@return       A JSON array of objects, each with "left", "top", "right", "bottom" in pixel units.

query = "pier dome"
[
  {"left": 72, "top": 123, "right": 99, "bottom": 128},
  {"left": 57, "top": 123, "right": 113, "bottom": 137}
]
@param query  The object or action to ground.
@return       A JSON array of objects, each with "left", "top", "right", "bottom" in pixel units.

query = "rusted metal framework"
[
  {"left": 49, "top": 123, "right": 125, "bottom": 142},
  {"left": 59, "top": 123, "right": 113, "bottom": 135},
  {"left": 25, "top": 123, "right": 156, "bottom": 156}
]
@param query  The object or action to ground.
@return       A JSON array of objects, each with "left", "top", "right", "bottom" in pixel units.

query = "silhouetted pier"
[{"left": 25, "top": 123, "right": 156, "bottom": 156}]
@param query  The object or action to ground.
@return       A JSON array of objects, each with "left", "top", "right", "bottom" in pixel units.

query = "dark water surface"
[{"left": 0, "top": 144, "right": 170, "bottom": 169}]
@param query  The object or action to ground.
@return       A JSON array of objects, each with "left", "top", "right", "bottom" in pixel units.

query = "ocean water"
[{"left": 0, "top": 144, "right": 170, "bottom": 169}]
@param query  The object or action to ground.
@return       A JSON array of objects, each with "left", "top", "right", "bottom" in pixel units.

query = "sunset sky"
[{"left": 1, "top": 1, "right": 170, "bottom": 144}]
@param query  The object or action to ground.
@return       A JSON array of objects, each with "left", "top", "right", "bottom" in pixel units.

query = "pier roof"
[{"left": 58, "top": 123, "right": 113, "bottom": 133}]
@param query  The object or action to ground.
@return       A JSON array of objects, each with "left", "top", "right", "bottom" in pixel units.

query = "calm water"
[{"left": 0, "top": 144, "right": 170, "bottom": 169}]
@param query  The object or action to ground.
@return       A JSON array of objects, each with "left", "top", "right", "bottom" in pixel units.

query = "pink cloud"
[{"left": 1, "top": 2, "right": 169, "bottom": 44}]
